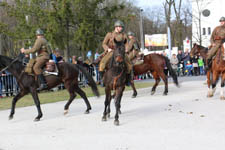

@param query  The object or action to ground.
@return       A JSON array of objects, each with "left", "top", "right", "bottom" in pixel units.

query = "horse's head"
[
  {"left": 190, "top": 43, "right": 200, "bottom": 57},
  {"left": 112, "top": 38, "right": 126, "bottom": 66}
]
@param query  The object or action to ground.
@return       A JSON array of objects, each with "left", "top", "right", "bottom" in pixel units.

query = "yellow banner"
[{"left": 145, "top": 34, "right": 168, "bottom": 47}]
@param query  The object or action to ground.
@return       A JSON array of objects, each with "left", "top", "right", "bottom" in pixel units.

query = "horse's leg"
[
  {"left": 74, "top": 85, "right": 92, "bottom": 114},
  {"left": 151, "top": 71, "right": 160, "bottom": 95},
  {"left": 207, "top": 70, "right": 212, "bottom": 97},
  {"left": 30, "top": 89, "right": 43, "bottom": 121},
  {"left": 220, "top": 73, "right": 225, "bottom": 100},
  {"left": 209, "top": 71, "right": 219, "bottom": 98},
  {"left": 102, "top": 86, "right": 111, "bottom": 121},
  {"left": 9, "top": 90, "right": 28, "bottom": 120},
  {"left": 130, "top": 79, "right": 137, "bottom": 98},
  {"left": 64, "top": 83, "right": 77, "bottom": 115},
  {"left": 114, "top": 86, "right": 125, "bottom": 126},
  {"left": 157, "top": 70, "right": 168, "bottom": 95}
]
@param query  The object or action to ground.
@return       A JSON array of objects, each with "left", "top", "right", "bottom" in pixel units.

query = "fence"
[{"left": 0, "top": 67, "right": 96, "bottom": 97}]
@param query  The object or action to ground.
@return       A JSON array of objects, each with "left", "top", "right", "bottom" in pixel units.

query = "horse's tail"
[
  {"left": 75, "top": 64, "right": 100, "bottom": 97},
  {"left": 163, "top": 56, "right": 179, "bottom": 87}
]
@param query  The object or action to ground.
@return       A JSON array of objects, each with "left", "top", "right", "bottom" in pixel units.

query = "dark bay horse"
[
  {"left": 130, "top": 53, "right": 179, "bottom": 96},
  {"left": 102, "top": 39, "right": 127, "bottom": 126},
  {"left": 190, "top": 43, "right": 225, "bottom": 99},
  {"left": 0, "top": 54, "right": 99, "bottom": 121}
]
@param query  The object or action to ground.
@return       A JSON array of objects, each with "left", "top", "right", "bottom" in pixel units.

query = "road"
[{"left": 0, "top": 76, "right": 225, "bottom": 150}]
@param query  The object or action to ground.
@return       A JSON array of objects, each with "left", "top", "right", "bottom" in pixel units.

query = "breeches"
[
  {"left": 207, "top": 44, "right": 221, "bottom": 59},
  {"left": 33, "top": 55, "right": 49, "bottom": 75},
  {"left": 99, "top": 52, "right": 132, "bottom": 73}
]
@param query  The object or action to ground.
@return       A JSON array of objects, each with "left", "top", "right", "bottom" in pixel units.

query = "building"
[{"left": 192, "top": 0, "right": 225, "bottom": 47}]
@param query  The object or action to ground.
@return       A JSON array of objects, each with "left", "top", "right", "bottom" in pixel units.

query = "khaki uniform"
[
  {"left": 207, "top": 24, "right": 225, "bottom": 59},
  {"left": 127, "top": 37, "right": 140, "bottom": 61},
  {"left": 99, "top": 31, "right": 132, "bottom": 73},
  {"left": 24, "top": 37, "right": 49, "bottom": 75}
]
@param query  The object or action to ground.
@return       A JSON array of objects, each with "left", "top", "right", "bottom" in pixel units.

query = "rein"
[{"left": 0, "top": 57, "right": 19, "bottom": 73}]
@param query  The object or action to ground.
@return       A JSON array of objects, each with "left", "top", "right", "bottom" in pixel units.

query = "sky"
[{"left": 132, "top": 0, "right": 165, "bottom": 9}]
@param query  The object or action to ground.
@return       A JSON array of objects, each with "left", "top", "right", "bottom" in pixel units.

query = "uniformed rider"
[
  {"left": 99, "top": 20, "right": 132, "bottom": 85},
  {"left": 20, "top": 29, "right": 49, "bottom": 90},
  {"left": 205, "top": 16, "right": 225, "bottom": 70},
  {"left": 127, "top": 31, "right": 140, "bottom": 62}
]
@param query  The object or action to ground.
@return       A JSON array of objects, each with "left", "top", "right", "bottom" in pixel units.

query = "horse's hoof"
[
  {"left": 107, "top": 114, "right": 110, "bottom": 118},
  {"left": 220, "top": 96, "right": 225, "bottom": 100},
  {"left": 34, "top": 118, "right": 40, "bottom": 122},
  {"left": 102, "top": 116, "right": 107, "bottom": 121},
  {"left": 114, "top": 120, "right": 119, "bottom": 126},
  {"left": 64, "top": 110, "right": 69, "bottom": 115},
  {"left": 163, "top": 93, "right": 168, "bottom": 96},
  {"left": 132, "top": 93, "right": 137, "bottom": 98},
  {"left": 151, "top": 91, "right": 155, "bottom": 95},
  {"left": 8, "top": 116, "right": 13, "bottom": 120},
  {"left": 84, "top": 110, "right": 90, "bottom": 114}
]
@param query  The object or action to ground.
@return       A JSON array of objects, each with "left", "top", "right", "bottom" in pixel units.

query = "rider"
[
  {"left": 20, "top": 28, "right": 49, "bottom": 90},
  {"left": 205, "top": 16, "right": 225, "bottom": 70},
  {"left": 99, "top": 20, "right": 132, "bottom": 85},
  {"left": 127, "top": 31, "right": 140, "bottom": 62}
]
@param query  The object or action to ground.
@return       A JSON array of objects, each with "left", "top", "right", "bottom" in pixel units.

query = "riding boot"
[
  {"left": 99, "top": 71, "right": 105, "bottom": 87},
  {"left": 125, "top": 73, "right": 132, "bottom": 86},
  {"left": 205, "top": 58, "right": 212, "bottom": 71},
  {"left": 37, "top": 74, "right": 48, "bottom": 91}
]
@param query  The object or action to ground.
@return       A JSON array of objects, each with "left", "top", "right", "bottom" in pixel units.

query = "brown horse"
[
  {"left": 101, "top": 39, "right": 127, "bottom": 126},
  {"left": 190, "top": 43, "right": 225, "bottom": 99},
  {"left": 0, "top": 54, "right": 99, "bottom": 121},
  {"left": 130, "top": 53, "right": 179, "bottom": 96}
]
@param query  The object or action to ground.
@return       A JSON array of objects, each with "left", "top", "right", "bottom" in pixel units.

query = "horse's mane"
[
  {"left": 0, "top": 54, "right": 25, "bottom": 71},
  {"left": 195, "top": 43, "right": 209, "bottom": 52}
]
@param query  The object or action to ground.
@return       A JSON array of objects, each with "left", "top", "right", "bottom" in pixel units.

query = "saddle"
[{"left": 24, "top": 59, "right": 58, "bottom": 76}]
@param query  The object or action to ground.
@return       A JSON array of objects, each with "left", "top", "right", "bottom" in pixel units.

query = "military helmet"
[
  {"left": 114, "top": 20, "right": 124, "bottom": 28},
  {"left": 127, "top": 31, "right": 135, "bottom": 36},
  {"left": 219, "top": 17, "right": 225, "bottom": 22},
  {"left": 36, "top": 28, "right": 44, "bottom": 35}
]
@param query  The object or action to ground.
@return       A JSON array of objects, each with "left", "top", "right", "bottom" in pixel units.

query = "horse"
[
  {"left": 101, "top": 39, "right": 127, "bottom": 126},
  {"left": 130, "top": 53, "right": 179, "bottom": 97},
  {"left": 0, "top": 54, "right": 100, "bottom": 121},
  {"left": 190, "top": 43, "right": 225, "bottom": 99}
]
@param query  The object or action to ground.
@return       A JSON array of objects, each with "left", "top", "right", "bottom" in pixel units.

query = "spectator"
[
  {"left": 185, "top": 61, "right": 193, "bottom": 76},
  {"left": 183, "top": 48, "right": 191, "bottom": 69},
  {"left": 94, "top": 51, "right": 100, "bottom": 84},
  {"left": 198, "top": 56, "right": 205, "bottom": 75},
  {"left": 192, "top": 55, "right": 199, "bottom": 76},
  {"left": 170, "top": 54, "right": 179, "bottom": 74},
  {"left": 72, "top": 55, "right": 77, "bottom": 64},
  {"left": 177, "top": 50, "right": 185, "bottom": 76}
]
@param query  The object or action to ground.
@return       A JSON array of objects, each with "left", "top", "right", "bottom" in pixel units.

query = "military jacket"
[
  {"left": 102, "top": 31, "right": 128, "bottom": 52},
  {"left": 24, "top": 37, "right": 49, "bottom": 56},
  {"left": 210, "top": 24, "right": 225, "bottom": 44},
  {"left": 127, "top": 37, "right": 140, "bottom": 52}
]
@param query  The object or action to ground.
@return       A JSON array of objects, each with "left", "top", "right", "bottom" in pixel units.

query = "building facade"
[{"left": 192, "top": 0, "right": 225, "bottom": 47}]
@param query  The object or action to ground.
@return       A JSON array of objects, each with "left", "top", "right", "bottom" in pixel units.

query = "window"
[
  {"left": 203, "top": 28, "right": 206, "bottom": 35},
  {"left": 208, "top": 27, "right": 211, "bottom": 35}
]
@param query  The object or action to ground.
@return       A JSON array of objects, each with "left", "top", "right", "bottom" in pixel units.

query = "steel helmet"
[
  {"left": 127, "top": 31, "right": 135, "bottom": 36},
  {"left": 219, "top": 17, "right": 225, "bottom": 22},
  {"left": 36, "top": 28, "right": 44, "bottom": 35},
  {"left": 114, "top": 20, "right": 124, "bottom": 28}
]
